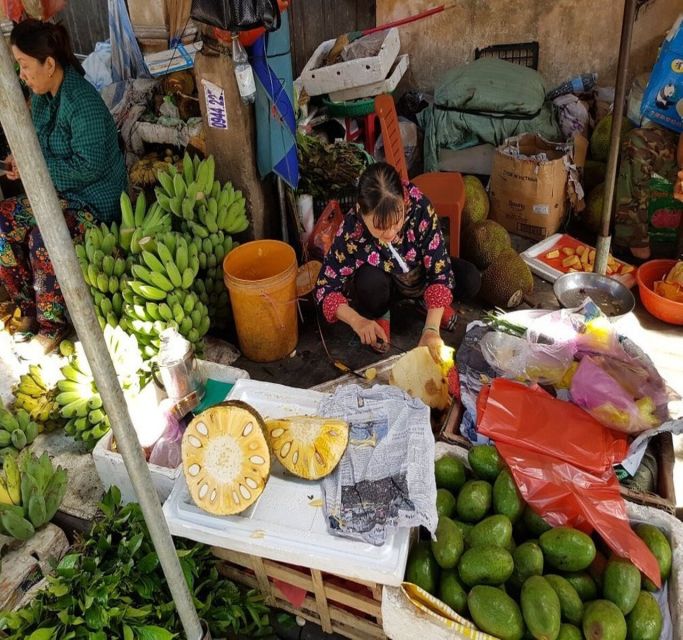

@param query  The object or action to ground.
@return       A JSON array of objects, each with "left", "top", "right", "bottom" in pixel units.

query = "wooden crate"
[{"left": 212, "top": 547, "right": 385, "bottom": 639}]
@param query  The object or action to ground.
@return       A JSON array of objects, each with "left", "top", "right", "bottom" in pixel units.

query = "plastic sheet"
[
  {"left": 477, "top": 378, "right": 661, "bottom": 586},
  {"left": 148, "top": 400, "right": 184, "bottom": 469}
]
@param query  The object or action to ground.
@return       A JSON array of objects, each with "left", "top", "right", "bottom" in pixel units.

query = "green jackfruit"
[
  {"left": 463, "top": 220, "right": 511, "bottom": 269},
  {"left": 462, "top": 175, "right": 490, "bottom": 227},
  {"left": 590, "top": 114, "right": 634, "bottom": 162},
  {"left": 583, "top": 160, "right": 607, "bottom": 192},
  {"left": 583, "top": 182, "right": 605, "bottom": 233},
  {"left": 480, "top": 249, "right": 533, "bottom": 309}
]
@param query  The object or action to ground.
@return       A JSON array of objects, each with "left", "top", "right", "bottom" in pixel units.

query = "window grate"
[{"left": 475, "top": 41, "right": 539, "bottom": 70}]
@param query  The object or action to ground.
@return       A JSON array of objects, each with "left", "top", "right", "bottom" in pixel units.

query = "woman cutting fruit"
[
  {"left": 315, "top": 163, "right": 455, "bottom": 354},
  {"left": 0, "top": 20, "right": 127, "bottom": 356}
]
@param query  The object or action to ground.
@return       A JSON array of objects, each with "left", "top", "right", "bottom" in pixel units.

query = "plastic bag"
[
  {"left": 480, "top": 330, "right": 575, "bottom": 386},
  {"left": 148, "top": 400, "right": 184, "bottom": 469},
  {"left": 307, "top": 199, "right": 344, "bottom": 260},
  {"left": 341, "top": 31, "right": 386, "bottom": 62},
  {"left": 570, "top": 355, "right": 663, "bottom": 434},
  {"left": 477, "top": 378, "right": 661, "bottom": 587}
]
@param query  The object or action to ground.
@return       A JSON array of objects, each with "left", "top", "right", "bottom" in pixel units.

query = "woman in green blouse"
[{"left": 1, "top": 20, "right": 127, "bottom": 355}]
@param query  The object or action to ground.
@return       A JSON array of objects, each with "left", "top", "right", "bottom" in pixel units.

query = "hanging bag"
[{"left": 191, "top": 0, "right": 281, "bottom": 32}]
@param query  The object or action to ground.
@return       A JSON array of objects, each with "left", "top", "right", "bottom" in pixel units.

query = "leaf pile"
[
  {"left": 297, "top": 132, "right": 372, "bottom": 200},
  {"left": 0, "top": 487, "right": 272, "bottom": 640}
]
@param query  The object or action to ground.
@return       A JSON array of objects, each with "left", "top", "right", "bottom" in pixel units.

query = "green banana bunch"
[
  {"left": 13, "top": 364, "right": 64, "bottom": 432},
  {"left": 0, "top": 406, "right": 40, "bottom": 462},
  {"left": 0, "top": 451, "right": 68, "bottom": 540}
]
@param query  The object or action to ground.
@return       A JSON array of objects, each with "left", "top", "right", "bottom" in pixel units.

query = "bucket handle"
[{"left": 260, "top": 290, "right": 303, "bottom": 330}]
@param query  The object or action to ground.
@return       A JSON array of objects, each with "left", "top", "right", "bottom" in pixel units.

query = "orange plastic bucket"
[{"left": 223, "top": 240, "right": 298, "bottom": 362}]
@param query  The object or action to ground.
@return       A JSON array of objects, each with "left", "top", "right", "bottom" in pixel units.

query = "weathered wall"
[{"left": 377, "top": 0, "right": 680, "bottom": 91}]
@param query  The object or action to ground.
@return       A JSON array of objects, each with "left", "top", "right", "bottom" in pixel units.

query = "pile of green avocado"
[{"left": 405, "top": 445, "right": 672, "bottom": 640}]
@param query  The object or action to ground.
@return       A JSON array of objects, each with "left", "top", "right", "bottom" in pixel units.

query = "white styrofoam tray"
[
  {"left": 328, "top": 54, "right": 409, "bottom": 103},
  {"left": 163, "top": 379, "right": 412, "bottom": 586},
  {"left": 297, "top": 28, "right": 400, "bottom": 97},
  {"left": 520, "top": 233, "right": 637, "bottom": 288}
]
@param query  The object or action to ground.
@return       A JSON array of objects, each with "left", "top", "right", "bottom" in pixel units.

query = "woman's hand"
[
  {"left": 674, "top": 170, "right": 683, "bottom": 203},
  {"left": 351, "top": 316, "right": 388, "bottom": 347},
  {"left": 3, "top": 155, "right": 19, "bottom": 180},
  {"left": 418, "top": 328, "right": 444, "bottom": 362}
]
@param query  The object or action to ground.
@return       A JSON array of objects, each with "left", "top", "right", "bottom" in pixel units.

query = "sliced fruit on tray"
[
  {"left": 182, "top": 401, "right": 270, "bottom": 515},
  {"left": 264, "top": 416, "right": 349, "bottom": 480}
]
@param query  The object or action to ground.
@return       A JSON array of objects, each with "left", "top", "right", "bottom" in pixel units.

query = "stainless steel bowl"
[{"left": 553, "top": 272, "right": 635, "bottom": 318}]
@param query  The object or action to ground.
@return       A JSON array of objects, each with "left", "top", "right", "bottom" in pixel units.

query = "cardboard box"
[{"left": 489, "top": 133, "right": 571, "bottom": 241}]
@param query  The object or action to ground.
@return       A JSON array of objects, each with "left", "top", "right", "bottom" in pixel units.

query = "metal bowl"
[{"left": 553, "top": 272, "right": 635, "bottom": 318}]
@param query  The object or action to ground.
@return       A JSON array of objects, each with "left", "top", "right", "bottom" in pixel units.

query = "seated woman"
[
  {"left": 616, "top": 126, "right": 683, "bottom": 260},
  {"left": 315, "top": 162, "right": 455, "bottom": 354},
  {"left": 1, "top": 20, "right": 127, "bottom": 355}
]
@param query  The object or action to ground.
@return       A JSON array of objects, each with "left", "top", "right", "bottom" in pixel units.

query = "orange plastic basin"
[{"left": 636, "top": 259, "right": 683, "bottom": 325}]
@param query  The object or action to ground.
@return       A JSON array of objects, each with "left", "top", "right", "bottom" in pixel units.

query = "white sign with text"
[{"left": 202, "top": 79, "right": 228, "bottom": 130}]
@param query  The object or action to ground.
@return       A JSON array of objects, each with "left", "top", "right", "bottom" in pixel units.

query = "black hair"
[
  {"left": 357, "top": 162, "right": 404, "bottom": 230},
  {"left": 10, "top": 19, "right": 85, "bottom": 76}
]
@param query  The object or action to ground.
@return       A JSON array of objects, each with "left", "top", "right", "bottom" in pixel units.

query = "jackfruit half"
[
  {"left": 264, "top": 416, "right": 349, "bottom": 480},
  {"left": 389, "top": 346, "right": 451, "bottom": 410},
  {"left": 182, "top": 400, "right": 270, "bottom": 515}
]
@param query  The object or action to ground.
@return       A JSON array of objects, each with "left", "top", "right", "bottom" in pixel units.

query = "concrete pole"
[
  {"left": 0, "top": 35, "right": 204, "bottom": 640},
  {"left": 594, "top": 0, "right": 636, "bottom": 275}
]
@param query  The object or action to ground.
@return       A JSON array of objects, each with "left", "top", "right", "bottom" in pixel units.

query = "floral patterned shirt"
[{"left": 315, "top": 183, "right": 454, "bottom": 322}]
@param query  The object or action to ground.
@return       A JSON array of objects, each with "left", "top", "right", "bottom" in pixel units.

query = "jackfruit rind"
[
  {"left": 264, "top": 416, "right": 349, "bottom": 480},
  {"left": 463, "top": 220, "right": 512, "bottom": 269},
  {"left": 589, "top": 115, "right": 633, "bottom": 162},
  {"left": 389, "top": 346, "right": 451, "bottom": 410},
  {"left": 182, "top": 400, "right": 270, "bottom": 515},
  {"left": 462, "top": 175, "right": 490, "bottom": 227},
  {"left": 480, "top": 249, "right": 533, "bottom": 309}
]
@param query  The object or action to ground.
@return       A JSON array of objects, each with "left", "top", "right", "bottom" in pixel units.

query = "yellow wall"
[{"left": 377, "top": 0, "right": 681, "bottom": 91}]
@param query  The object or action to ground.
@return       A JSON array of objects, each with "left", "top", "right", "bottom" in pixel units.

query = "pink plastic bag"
[
  {"left": 148, "top": 401, "right": 183, "bottom": 469},
  {"left": 477, "top": 378, "right": 661, "bottom": 587},
  {"left": 570, "top": 356, "right": 662, "bottom": 434}
]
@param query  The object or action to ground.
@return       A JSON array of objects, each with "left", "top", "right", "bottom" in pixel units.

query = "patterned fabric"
[
  {"left": 32, "top": 66, "right": 128, "bottom": 224},
  {"left": 316, "top": 183, "right": 455, "bottom": 323},
  {"left": 615, "top": 126, "right": 679, "bottom": 249},
  {"left": 0, "top": 195, "right": 93, "bottom": 336}
]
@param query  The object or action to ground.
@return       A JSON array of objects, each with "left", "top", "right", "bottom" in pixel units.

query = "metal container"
[
  {"left": 553, "top": 272, "right": 635, "bottom": 318},
  {"left": 153, "top": 329, "right": 205, "bottom": 410}
]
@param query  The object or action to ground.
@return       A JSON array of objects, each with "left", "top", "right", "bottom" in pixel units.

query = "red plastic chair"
[{"left": 374, "top": 95, "right": 465, "bottom": 258}]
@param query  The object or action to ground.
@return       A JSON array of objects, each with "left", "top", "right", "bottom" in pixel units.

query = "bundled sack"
[{"left": 641, "top": 13, "right": 683, "bottom": 133}]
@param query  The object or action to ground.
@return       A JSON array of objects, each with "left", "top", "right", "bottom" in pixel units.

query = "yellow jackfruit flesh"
[
  {"left": 182, "top": 400, "right": 270, "bottom": 515},
  {"left": 264, "top": 416, "right": 349, "bottom": 480}
]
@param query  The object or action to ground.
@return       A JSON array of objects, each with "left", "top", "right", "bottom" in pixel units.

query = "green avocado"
[
  {"left": 435, "top": 456, "right": 468, "bottom": 492},
  {"left": 544, "top": 574, "right": 584, "bottom": 626},
  {"left": 435, "top": 488, "right": 456, "bottom": 518},
  {"left": 468, "top": 585, "right": 524, "bottom": 640},
  {"left": 520, "top": 576, "right": 561, "bottom": 640},
  {"left": 602, "top": 557, "right": 641, "bottom": 615},
  {"left": 582, "top": 600, "right": 627, "bottom": 640},
  {"left": 468, "top": 445, "right": 504, "bottom": 481},
  {"left": 456, "top": 479, "right": 492, "bottom": 523},
  {"left": 458, "top": 545, "right": 514, "bottom": 587},
  {"left": 493, "top": 468, "right": 524, "bottom": 524},
  {"left": 509, "top": 541, "right": 544, "bottom": 591},
  {"left": 625, "top": 591, "right": 663, "bottom": 640},
  {"left": 523, "top": 505, "right": 552, "bottom": 537},
  {"left": 438, "top": 569, "right": 468, "bottom": 615},
  {"left": 405, "top": 541, "right": 439, "bottom": 595},
  {"left": 562, "top": 572, "right": 598, "bottom": 602},
  {"left": 540, "top": 527, "right": 596, "bottom": 572},
  {"left": 431, "top": 516, "right": 464, "bottom": 570},
  {"left": 634, "top": 524, "right": 672, "bottom": 591},
  {"left": 467, "top": 514, "right": 513, "bottom": 549}
]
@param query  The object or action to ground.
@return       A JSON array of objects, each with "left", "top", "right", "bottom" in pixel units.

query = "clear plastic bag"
[
  {"left": 148, "top": 400, "right": 184, "bottom": 469},
  {"left": 480, "top": 330, "right": 575, "bottom": 386},
  {"left": 570, "top": 355, "right": 663, "bottom": 434}
]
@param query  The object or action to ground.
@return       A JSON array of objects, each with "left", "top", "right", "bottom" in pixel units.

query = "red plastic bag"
[
  {"left": 477, "top": 378, "right": 661, "bottom": 587},
  {"left": 307, "top": 200, "right": 344, "bottom": 260},
  {"left": 1, "top": 0, "right": 65, "bottom": 21},
  {"left": 1, "top": 0, "right": 24, "bottom": 21}
]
